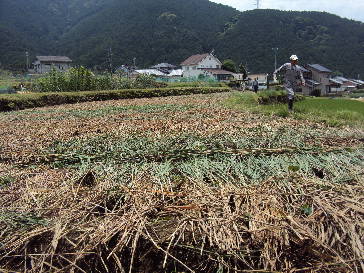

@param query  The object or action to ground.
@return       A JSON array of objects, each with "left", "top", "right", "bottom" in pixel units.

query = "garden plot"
[{"left": 0, "top": 92, "right": 363, "bottom": 272}]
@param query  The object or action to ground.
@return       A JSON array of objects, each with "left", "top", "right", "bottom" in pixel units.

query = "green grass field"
[{"left": 227, "top": 91, "right": 364, "bottom": 127}]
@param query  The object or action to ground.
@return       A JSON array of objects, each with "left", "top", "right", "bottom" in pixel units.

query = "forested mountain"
[
  {"left": 216, "top": 10, "right": 364, "bottom": 76},
  {"left": 1, "top": 0, "right": 364, "bottom": 77},
  {"left": 0, "top": 0, "right": 109, "bottom": 68}
]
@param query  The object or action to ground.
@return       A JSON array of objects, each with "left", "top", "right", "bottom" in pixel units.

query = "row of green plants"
[
  {"left": 42, "top": 134, "right": 364, "bottom": 184},
  {"left": 0, "top": 86, "right": 230, "bottom": 112},
  {"left": 31, "top": 66, "right": 166, "bottom": 92}
]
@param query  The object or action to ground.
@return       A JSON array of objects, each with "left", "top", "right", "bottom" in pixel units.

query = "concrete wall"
[
  {"left": 35, "top": 63, "right": 71, "bottom": 74},
  {"left": 181, "top": 66, "right": 204, "bottom": 78},
  {"left": 197, "top": 55, "right": 221, "bottom": 69},
  {"left": 311, "top": 70, "right": 331, "bottom": 95}
]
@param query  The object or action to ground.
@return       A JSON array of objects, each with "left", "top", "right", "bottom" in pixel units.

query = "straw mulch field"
[{"left": 0, "top": 92, "right": 363, "bottom": 272}]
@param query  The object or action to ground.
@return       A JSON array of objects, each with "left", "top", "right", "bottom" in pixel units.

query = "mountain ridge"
[{"left": 0, "top": 0, "right": 363, "bottom": 77}]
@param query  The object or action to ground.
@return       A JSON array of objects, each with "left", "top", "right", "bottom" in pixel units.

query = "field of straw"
[{"left": 0, "top": 92, "right": 363, "bottom": 272}]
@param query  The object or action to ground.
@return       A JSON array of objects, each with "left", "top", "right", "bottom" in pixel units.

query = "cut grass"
[
  {"left": 226, "top": 91, "right": 364, "bottom": 127},
  {"left": 1, "top": 92, "right": 363, "bottom": 272}
]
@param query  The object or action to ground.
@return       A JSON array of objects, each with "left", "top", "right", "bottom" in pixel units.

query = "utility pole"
[
  {"left": 108, "top": 47, "right": 113, "bottom": 75},
  {"left": 272, "top": 48, "right": 279, "bottom": 82},
  {"left": 25, "top": 51, "right": 29, "bottom": 71},
  {"left": 133, "top": 57, "right": 136, "bottom": 69},
  {"left": 256, "top": 0, "right": 260, "bottom": 9},
  {"left": 272, "top": 47, "right": 279, "bottom": 71}
]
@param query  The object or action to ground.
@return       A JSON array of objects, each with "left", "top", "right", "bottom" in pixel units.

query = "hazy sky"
[{"left": 210, "top": 0, "right": 364, "bottom": 22}]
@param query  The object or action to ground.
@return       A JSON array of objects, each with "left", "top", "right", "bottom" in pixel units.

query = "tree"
[
  {"left": 222, "top": 59, "right": 237, "bottom": 73},
  {"left": 238, "top": 63, "right": 247, "bottom": 80}
]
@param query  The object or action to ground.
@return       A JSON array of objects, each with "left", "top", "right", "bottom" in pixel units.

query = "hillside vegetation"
[{"left": 1, "top": 0, "right": 364, "bottom": 77}]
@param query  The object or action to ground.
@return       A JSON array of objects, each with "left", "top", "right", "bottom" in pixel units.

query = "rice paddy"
[{"left": 0, "top": 92, "right": 363, "bottom": 272}]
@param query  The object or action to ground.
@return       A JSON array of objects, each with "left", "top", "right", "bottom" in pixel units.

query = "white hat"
[{"left": 290, "top": 55, "right": 298, "bottom": 61}]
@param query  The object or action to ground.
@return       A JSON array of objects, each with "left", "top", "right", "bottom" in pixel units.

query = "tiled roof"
[
  {"left": 306, "top": 79, "right": 320, "bottom": 86},
  {"left": 135, "top": 69, "right": 167, "bottom": 76},
  {"left": 308, "top": 64, "right": 332, "bottom": 73},
  {"left": 333, "top": 76, "right": 349, "bottom": 82},
  {"left": 180, "top": 53, "right": 210, "bottom": 66},
  {"left": 351, "top": 79, "right": 364, "bottom": 85},
  {"left": 329, "top": 78, "right": 343, "bottom": 84},
  {"left": 151, "top": 63, "right": 176, "bottom": 69},
  {"left": 202, "top": 68, "right": 234, "bottom": 75},
  {"left": 36, "top": 56, "right": 72, "bottom": 62}
]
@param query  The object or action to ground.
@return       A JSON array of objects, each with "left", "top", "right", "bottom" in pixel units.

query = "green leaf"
[{"left": 288, "top": 165, "right": 300, "bottom": 172}]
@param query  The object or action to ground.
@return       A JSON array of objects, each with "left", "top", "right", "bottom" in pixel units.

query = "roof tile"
[{"left": 180, "top": 53, "right": 209, "bottom": 66}]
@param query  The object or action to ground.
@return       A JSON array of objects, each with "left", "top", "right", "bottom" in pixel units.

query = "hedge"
[
  {"left": 256, "top": 90, "right": 305, "bottom": 105},
  {"left": 0, "top": 87, "right": 231, "bottom": 112}
]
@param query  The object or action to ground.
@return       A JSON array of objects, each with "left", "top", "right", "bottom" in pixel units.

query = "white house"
[
  {"left": 180, "top": 53, "right": 235, "bottom": 81},
  {"left": 180, "top": 53, "right": 222, "bottom": 78},
  {"left": 33, "top": 56, "right": 72, "bottom": 74}
]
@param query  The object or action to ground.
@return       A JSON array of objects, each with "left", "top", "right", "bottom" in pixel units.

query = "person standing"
[
  {"left": 273, "top": 55, "right": 305, "bottom": 111},
  {"left": 252, "top": 78, "right": 259, "bottom": 93}
]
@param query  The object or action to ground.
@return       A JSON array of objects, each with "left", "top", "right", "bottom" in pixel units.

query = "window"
[{"left": 216, "top": 65, "right": 219, "bottom": 68}]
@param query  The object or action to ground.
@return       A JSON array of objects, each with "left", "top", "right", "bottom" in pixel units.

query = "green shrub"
[
  {"left": 311, "top": 89, "right": 321, "bottom": 97},
  {"left": 31, "top": 67, "right": 165, "bottom": 92},
  {"left": 0, "top": 87, "right": 231, "bottom": 112},
  {"left": 256, "top": 90, "right": 304, "bottom": 104}
]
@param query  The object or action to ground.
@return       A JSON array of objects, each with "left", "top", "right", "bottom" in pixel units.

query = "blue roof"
[{"left": 308, "top": 64, "right": 332, "bottom": 73}]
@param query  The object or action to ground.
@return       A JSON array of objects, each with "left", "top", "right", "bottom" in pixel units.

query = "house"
[
  {"left": 303, "top": 64, "right": 332, "bottom": 95},
  {"left": 167, "top": 69, "right": 183, "bottom": 78},
  {"left": 352, "top": 79, "right": 364, "bottom": 89},
  {"left": 181, "top": 53, "right": 232, "bottom": 81},
  {"left": 201, "top": 69, "right": 234, "bottom": 81},
  {"left": 134, "top": 68, "right": 183, "bottom": 78},
  {"left": 233, "top": 73, "right": 246, "bottom": 81},
  {"left": 247, "top": 73, "right": 268, "bottom": 83},
  {"left": 134, "top": 69, "right": 167, "bottom": 77},
  {"left": 331, "top": 76, "right": 359, "bottom": 92},
  {"left": 329, "top": 77, "right": 346, "bottom": 93},
  {"left": 151, "top": 63, "right": 177, "bottom": 74},
  {"left": 33, "top": 56, "right": 72, "bottom": 74}
]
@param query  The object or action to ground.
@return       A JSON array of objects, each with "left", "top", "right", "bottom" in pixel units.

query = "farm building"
[
  {"left": 333, "top": 76, "right": 360, "bottom": 91},
  {"left": 247, "top": 73, "right": 268, "bottom": 83},
  {"left": 180, "top": 53, "right": 233, "bottom": 81},
  {"left": 300, "top": 64, "right": 332, "bottom": 95},
  {"left": 151, "top": 63, "right": 177, "bottom": 74},
  {"left": 202, "top": 69, "right": 234, "bottom": 81},
  {"left": 33, "top": 56, "right": 72, "bottom": 74}
]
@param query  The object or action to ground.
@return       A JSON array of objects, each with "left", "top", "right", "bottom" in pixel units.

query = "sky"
[{"left": 210, "top": 0, "right": 364, "bottom": 22}]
